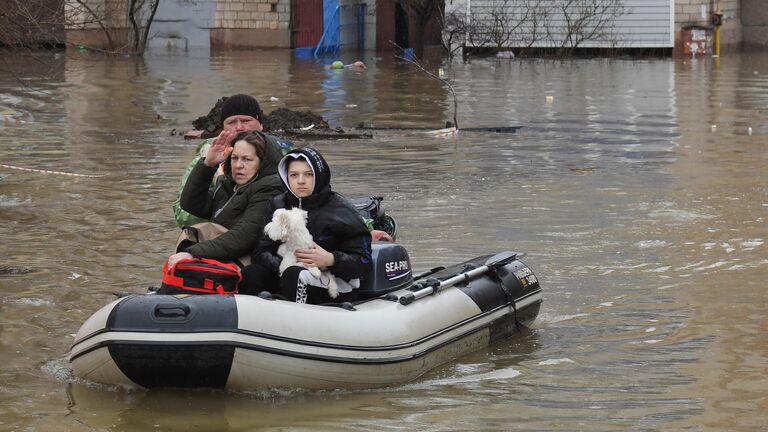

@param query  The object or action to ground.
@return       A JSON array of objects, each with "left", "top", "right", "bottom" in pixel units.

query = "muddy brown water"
[{"left": 1, "top": 50, "right": 767, "bottom": 431}]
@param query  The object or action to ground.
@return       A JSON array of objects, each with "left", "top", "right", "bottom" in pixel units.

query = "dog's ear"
[
  {"left": 264, "top": 220, "right": 282, "bottom": 240},
  {"left": 265, "top": 209, "right": 288, "bottom": 240},
  {"left": 278, "top": 210, "right": 292, "bottom": 230}
]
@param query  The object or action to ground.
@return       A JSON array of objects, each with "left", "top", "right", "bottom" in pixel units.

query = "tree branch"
[{"left": 392, "top": 42, "right": 459, "bottom": 130}]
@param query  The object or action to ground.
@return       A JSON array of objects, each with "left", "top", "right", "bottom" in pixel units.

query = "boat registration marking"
[{"left": 513, "top": 267, "right": 538, "bottom": 288}]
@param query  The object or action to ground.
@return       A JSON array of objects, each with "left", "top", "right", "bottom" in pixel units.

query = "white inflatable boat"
[{"left": 69, "top": 244, "right": 542, "bottom": 389}]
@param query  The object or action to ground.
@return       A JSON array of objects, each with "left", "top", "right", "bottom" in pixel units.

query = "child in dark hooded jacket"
[
  {"left": 167, "top": 130, "right": 285, "bottom": 269},
  {"left": 248, "top": 147, "right": 372, "bottom": 304}
]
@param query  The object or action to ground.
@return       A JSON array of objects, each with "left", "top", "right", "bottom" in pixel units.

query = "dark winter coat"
[
  {"left": 255, "top": 147, "right": 372, "bottom": 282},
  {"left": 180, "top": 132, "right": 286, "bottom": 261}
]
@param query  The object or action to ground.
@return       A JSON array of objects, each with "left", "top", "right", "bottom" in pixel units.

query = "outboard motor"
[
  {"left": 350, "top": 196, "right": 397, "bottom": 240},
  {"left": 358, "top": 243, "right": 413, "bottom": 298}
]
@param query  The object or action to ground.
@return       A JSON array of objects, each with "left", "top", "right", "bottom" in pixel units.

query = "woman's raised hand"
[{"left": 204, "top": 129, "right": 235, "bottom": 167}]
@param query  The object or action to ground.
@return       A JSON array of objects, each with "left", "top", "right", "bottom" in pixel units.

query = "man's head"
[{"left": 220, "top": 94, "right": 264, "bottom": 133}]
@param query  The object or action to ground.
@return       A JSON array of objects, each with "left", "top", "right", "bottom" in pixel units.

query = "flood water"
[{"left": 1, "top": 48, "right": 767, "bottom": 431}]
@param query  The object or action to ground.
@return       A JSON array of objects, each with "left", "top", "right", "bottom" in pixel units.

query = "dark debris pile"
[
  {"left": 186, "top": 98, "right": 373, "bottom": 140},
  {"left": 263, "top": 108, "right": 331, "bottom": 132}
]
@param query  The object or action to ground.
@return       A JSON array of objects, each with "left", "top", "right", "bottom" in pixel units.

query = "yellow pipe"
[
  {"left": 715, "top": 0, "right": 722, "bottom": 56},
  {"left": 715, "top": 25, "right": 721, "bottom": 57}
]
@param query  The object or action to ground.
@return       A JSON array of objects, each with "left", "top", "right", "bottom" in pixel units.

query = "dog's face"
[{"left": 264, "top": 208, "right": 309, "bottom": 242}]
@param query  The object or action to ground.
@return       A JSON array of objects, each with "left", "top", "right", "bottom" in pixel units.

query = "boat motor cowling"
[{"left": 357, "top": 243, "right": 413, "bottom": 298}]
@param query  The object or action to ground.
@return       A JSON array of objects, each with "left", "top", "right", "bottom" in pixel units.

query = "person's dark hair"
[{"left": 231, "top": 131, "right": 266, "bottom": 160}]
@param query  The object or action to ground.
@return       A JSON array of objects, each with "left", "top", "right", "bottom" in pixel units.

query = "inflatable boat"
[{"left": 69, "top": 244, "right": 542, "bottom": 390}]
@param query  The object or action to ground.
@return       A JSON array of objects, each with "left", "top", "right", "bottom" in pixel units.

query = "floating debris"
[
  {"left": 570, "top": 166, "right": 598, "bottom": 172},
  {"left": 0, "top": 265, "right": 35, "bottom": 275},
  {"left": 425, "top": 127, "right": 458, "bottom": 137}
]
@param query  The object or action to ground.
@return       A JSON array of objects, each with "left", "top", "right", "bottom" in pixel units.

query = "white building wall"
[
  {"left": 447, "top": 0, "right": 673, "bottom": 49},
  {"left": 613, "top": 0, "right": 674, "bottom": 47}
]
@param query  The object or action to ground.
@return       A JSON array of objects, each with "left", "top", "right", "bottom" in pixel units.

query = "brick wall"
[
  {"left": 215, "top": 0, "right": 290, "bottom": 31},
  {"left": 211, "top": 0, "right": 291, "bottom": 48}
]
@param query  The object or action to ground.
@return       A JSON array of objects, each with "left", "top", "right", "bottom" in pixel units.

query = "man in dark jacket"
[{"left": 251, "top": 147, "right": 372, "bottom": 304}]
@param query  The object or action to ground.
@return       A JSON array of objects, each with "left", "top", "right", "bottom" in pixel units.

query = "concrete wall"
[
  {"left": 149, "top": 0, "right": 217, "bottom": 51},
  {"left": 674, "top": 0, "right": 741, "bottom": 56},
  {"left": 363, "top": 0, "right": 377, "bottom": 51},
  {"left": 742, "top": 0, "right": 768, "bottom": 48}
]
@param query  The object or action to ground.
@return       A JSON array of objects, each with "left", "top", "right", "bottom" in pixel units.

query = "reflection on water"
[{"left": 1, "top": 50, "right": 767, "bottom": 431}]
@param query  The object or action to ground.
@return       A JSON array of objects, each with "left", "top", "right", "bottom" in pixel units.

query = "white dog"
[{"left": 263, "top": 208, "right": 339, "bottom": 298}]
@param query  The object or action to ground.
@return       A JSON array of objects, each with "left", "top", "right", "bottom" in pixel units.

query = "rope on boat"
[{"left": 0, "top": 163, "right": 103, "bottom": 178}]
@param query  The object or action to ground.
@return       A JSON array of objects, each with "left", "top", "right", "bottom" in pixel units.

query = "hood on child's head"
[{"left": 278, "top": 147, "right": 331, "bottom": 196}]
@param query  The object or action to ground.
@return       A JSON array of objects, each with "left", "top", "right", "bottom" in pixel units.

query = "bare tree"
[
  {"left": 440, "top": 7, "right": 503, "bottom": 60},
  {"left": 439, "top": 10, "right": 469, "bottom": 60},
  {"left": 393, "top": 42, "right": 459, "bottom": 129},
  {"left": 521, "top": 0, "right": 549, "bottom": 49},
  {"left": 436, "top": 0, "right": 626, "bottom": 58},
  {"left": 551, "top": 0, "right": 626, "bottom": 57},
  {"left": 0, "top": 0, "right": 63, "bottom": 82},
  {"left": 128, "top": 0, "right": 160, "bottom": 53},
  {"left": 65, "top": 0, "right": 160, "bottom": 54},
  {"left": 486, "top": 0, "right": 530, "bottom": 50},
  {"left": 465, "top": 9, "right": 493, "bottom": 52},
  {"left": 0, "top": 0, "right": 64, "bottom": 48},
  {"left": 1, "top": 0, "right": 159, "bottom": 55}
]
